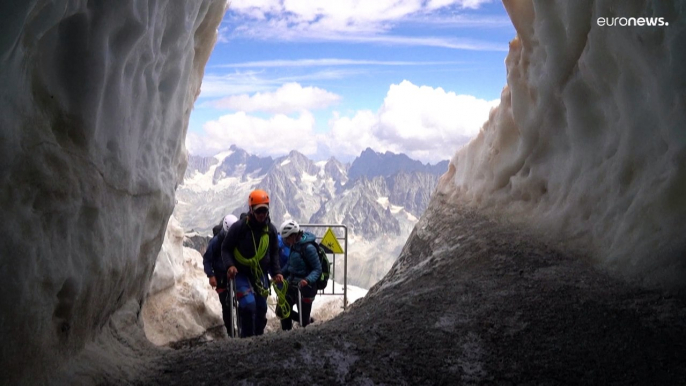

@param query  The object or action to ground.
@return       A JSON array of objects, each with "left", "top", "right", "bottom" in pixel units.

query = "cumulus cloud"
[
  {"left": 189, "top": 81, "right": 498, "bottom": 164},
  {"left": 186, "top": 111, "right": 318, "bottom": 157},
  {"left": 325, "top": 110, "right": 385, "bottom": 158},
  {"left": 324, "top": 80, "right": 499, "bottom": 163},
  {"left": 209, "top": 82, "right": 341, "bottom": 113},
  {"left": 199, "top": 70, "right": 360, "bottom": 99}
]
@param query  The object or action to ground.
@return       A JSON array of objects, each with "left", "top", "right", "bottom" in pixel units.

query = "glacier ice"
[
  {"left": 439, "top": 0, "right": 686, "bottom": 287},
  {"left": 0, "top": 0, "right": 226, "bottom": 383},
  {"left": 1, "top": 0, "right": 685, "bottom": 383},
  {"left": 141, "top": 216, "right": 223, "bottom": 346}
]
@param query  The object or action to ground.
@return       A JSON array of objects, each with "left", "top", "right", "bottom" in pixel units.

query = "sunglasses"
[{"left": 253, "top": 207, "right": 269, "bottom": 215}]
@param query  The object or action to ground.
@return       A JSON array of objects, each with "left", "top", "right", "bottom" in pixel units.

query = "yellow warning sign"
[{"left": 320, "top": 227, "right": 344, "bottom": 254}]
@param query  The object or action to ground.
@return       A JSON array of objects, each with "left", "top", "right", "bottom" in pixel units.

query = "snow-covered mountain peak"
[
  {"left": 176, "top": 146, "right": 445, "bottom": 237},
  {"left": 349, "top": 147, "right": 449, "bottom": 181},
  {"left": 174, "top": 146, "right": 446, "bottom": 288}
]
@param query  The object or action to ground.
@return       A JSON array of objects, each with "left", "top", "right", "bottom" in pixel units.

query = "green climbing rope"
[
  {"left": 232, "top": 223, "right": 290, "bottom": 318},
  {"left": 271, "top": 280, "right": 290, "bottom": 319},
  {"left": 233, "top": 227, "right": 270, "bottom": 297}
]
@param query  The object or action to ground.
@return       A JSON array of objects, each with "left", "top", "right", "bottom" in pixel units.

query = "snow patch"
[
  {"left": 390, "top": 204, "right": 404, "bottom": 214},
  {"left": 143, "top": 216, "right": 222, "bottom": 346},
  {"left": 213, "top": 149, "right": 234, "bottom": 162},
  {"left": 376, "top": 196, "right": 390, "bottom": 208},
  {"left": 302, "top": 171, "right": 318, "bottom": 183}
]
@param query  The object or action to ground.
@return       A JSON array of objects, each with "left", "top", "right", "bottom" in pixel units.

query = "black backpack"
[{"left": 301, "top": 241, "right": 331, "bottom": 290}]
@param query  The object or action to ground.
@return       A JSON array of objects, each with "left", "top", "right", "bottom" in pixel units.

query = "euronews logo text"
[{"left": 597, "top": 17, "right": 668, "bottom": 27}]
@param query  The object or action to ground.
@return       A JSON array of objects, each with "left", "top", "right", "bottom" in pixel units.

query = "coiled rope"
[
  {"left": 233, "top": 224, "right": 290, "bottom": 318},
  {"left": 271, "top": 280, "right": 290, "bottom": 319}
]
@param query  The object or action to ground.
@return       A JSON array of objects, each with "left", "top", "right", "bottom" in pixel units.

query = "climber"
[
  {"left": 278, "top": 219, "right": 321, "bottom": 330},
  {"left": 221, "top": 189, "right": 283, "bottom": 337},
  {"left": 203, "top": 214, "right": 239, "bottom": 336}
]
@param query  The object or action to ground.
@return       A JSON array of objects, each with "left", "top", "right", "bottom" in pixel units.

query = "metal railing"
[{"left": 299, "top": 224, "right": 349, "bottom": 310}]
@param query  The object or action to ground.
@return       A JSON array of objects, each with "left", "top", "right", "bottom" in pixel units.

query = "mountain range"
[{"left": 173, "top": 145, "right": 448, "bottom": 288}]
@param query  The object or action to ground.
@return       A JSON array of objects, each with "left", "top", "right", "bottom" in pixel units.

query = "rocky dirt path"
[{"left": 132, "top": 199, "right": 686, "bottom": 385}]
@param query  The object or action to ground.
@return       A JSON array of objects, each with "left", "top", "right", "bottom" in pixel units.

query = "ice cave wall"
[
  {"left": 0, "top": 1, "right": 226, "bottom": 383},
  {"left": 438, "top": 0, "right": 686, "bottom": 287}
]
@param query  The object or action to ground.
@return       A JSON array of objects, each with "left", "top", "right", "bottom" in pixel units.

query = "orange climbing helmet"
[{"left": 248, "top": 189, "right": 270, "bottom": 207}]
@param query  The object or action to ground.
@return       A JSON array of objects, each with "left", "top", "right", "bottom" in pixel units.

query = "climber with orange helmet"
[{"left": 221, "top": 189, "right": 283, "bottom": 337}]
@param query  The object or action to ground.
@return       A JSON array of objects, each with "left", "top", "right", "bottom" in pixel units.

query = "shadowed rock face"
[
  {"left": 183, "top": 233, "right": 212, "bottom": 255},
  {"left": 0, "top": 1, "right": 226, "bottom": 383}
]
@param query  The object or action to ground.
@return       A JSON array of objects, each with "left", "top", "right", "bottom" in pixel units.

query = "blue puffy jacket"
[
  {"left": 282, "top": 231, "right": 322, "bottom": 285},
  {"left": 277, "top": 234, "right": 290, "bottom": 269}
]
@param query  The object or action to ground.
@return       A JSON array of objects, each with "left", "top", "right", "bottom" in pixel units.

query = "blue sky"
[{"left": 187, "top": 0, "right": 516, "bottom": 163}]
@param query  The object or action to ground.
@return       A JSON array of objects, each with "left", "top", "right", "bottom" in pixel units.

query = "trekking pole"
[
  {"left": 235, "top": 278, "right": 242, "bottom": 337},
  {"left": 228, "top": 278, "right": 236, "bottom": 338},
  {"left": 298, "top": 285, "right": 303, "bottom": 326}
]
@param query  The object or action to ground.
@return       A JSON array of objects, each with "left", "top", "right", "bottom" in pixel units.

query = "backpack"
[{"left": 301, "top": 241, "right": 331, "bottom": 290}]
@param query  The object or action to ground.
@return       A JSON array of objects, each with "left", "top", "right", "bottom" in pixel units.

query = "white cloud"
[
  {"left": 225, "top": 0, "right": 505, "bottom": 49},
  {"left": 336, "top": 34, "right": 507, "bottom": 51},
  {"left": 209, "top": 82, "right": 341, "bottom": 113},
  {"left": 325, "top": 110, "right": 385, "bottom": 158},
  {"left": 429, "top": 0, "right": 490, "bottom": 9},
  {"left": 216, "top": 25, "right": 231, "bottom": 43},
  {"left": 405, "top": 13, "right": 512, "bottom": 28},
  {"left": 186, "top": 111, "right": 318, "bottom": 157},
  {"left": 228, "top": 25, "right": 506, "bottom": 51},
  {"left": 230, "top": 0, "right": 494, "bottom": 25},
  {"left": 198, "top": 70, "right": 359, "bottom": 98},
  {"left": 213, "top": 58, "right": 463, "bottom": 68},
  {"left": 199, "top": 71, "right": 274, "bottom": 98},
  {"left": 189, "top": 81, "right": 499, "bottom": 164},
  {"left": 229, "top": 0, "right": 283, "bottom": 20},
  {"left": 324, "top": 80, "right": 499, "bottom": 163}
]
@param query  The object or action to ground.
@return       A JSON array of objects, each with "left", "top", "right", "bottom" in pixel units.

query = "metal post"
[
  {"left": 343, "top": 225, "right": 348, "bottom": 309},
  {"left": 228, "top": 278, "right": 236, "bottom": 338},
  {"left": 299, "top": 224, "right": 349, "bottom": 309},
  {"left": 298, "top": 286, "right": 303, "bottom": 326}
]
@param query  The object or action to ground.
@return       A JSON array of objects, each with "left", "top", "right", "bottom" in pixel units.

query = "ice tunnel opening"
[{"left": 2, "top": 0, "right": 686, "bottom": 384}]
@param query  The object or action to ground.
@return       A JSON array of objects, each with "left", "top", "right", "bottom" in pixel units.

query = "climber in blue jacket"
[
  {"left": 278, "top": 219, "right": 321, "bottom": 330},
  {"left": 202, "top": 214, "right": 238, "bottom": 336}
]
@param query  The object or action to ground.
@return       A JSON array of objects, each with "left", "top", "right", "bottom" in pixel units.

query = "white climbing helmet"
[
  {"left": 279, "top": 219, "right": 300, "bottom": 238},
  {"left": 223, "top": 214, "right": 238, "bottom": 233}
]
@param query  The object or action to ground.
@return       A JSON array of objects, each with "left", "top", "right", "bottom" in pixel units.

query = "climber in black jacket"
[{"left": 221, "top": 189, "right": 283, "bottom": 337}]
